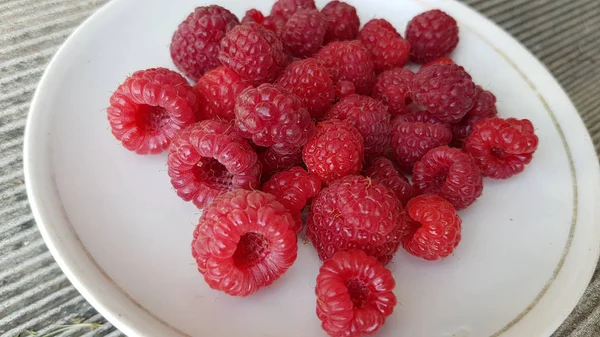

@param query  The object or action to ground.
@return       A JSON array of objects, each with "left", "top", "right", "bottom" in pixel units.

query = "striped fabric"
[{"left": 0, "top": 0, "right": 598, "bottom": 336}]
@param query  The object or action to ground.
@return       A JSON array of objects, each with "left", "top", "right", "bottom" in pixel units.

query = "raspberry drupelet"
[{"left": 194, "top": 66, "right": 251, "bottom": 121}]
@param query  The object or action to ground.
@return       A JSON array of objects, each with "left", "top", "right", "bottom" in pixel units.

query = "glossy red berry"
[
  {"left": 194, "top": 66, "right": 251, "bottom": 121},
  {"left": 359, "top": 19, "right": 411, "bottom": 72},
  {"left": 406, "top": 9, "right": 459, "bottom": 64}
]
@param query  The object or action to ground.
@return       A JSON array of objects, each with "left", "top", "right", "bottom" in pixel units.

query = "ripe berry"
[
  {"left": 315, "top": 250, "right": 397, "bottom": 337},
  {"left": 192, "top": 190, "right": 298, "bottom": 296},
  {"left": 464, "top": 118, "right": 538, "bottom": 179},
  {"left": 359, "top": 19, "right": 411, "bottom": 72},
  {"left": 276, "top": 58, "right": 335, "bottom": 119},
  {"left": 325, "top": 94, "right": 391, "bottom": 161},
  {"left": 263, "top": 14, "right": 287, "bottom": 34},
  {"left": 412, "top": 146, "right": 483, "bottom": 210},
  {"left": 259, "top": 147, "right": 303, "bottom": 180},
  {"left": 219, "top": 23, "right": 287, "bottom": 84},
  {"left": 281, "top": 9, "right": 327, "bottom": 58},
  {"left": 335, "top": 80, "right": 356, "bottom": 99},
  {"left": 194, "top": 66, "right": 251, "bottom": 121},
  {"left": 235, "top": 84, "right": 315, "bottom": 155},
  {"left": 167, "top": 120, "right": 260, "bottom": 209},
  {"left": 400, "top": 194, "right": 462, "bottom": 261},
  {"left": 107, "top": 68, "right": 198, "bottom": 155},
  {"left": 411, "top": 63, "right": 476, "bottom": 123},
  {"left": 451, "top": 86, "right": 498, "bottom": 145},
  {"left": 320, "top": 1, "right": 360, "bottom": 43},
  {"left": 241, "top": 9, "right": 265, "bottom": 24},
  {"left": 406, "top": 9, "right": 459, "bottom": 64},
  {"left": 170, "top": 6, "right": 239, "bottom": 81},
  {"left": 365, "top": 157, "right": 413, "bottom": 206},
  {"left": 372, "top": 67, "right": 414, "bottom": 117},
  {"left": 302, "top": 120, "right": 364, "bottom": 184},
  {"left": 270, "top": 0, "right": 316, "bottom": 20}
]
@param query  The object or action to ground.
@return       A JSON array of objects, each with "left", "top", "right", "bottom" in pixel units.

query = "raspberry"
[
  {"left": 270, "top": 0, "right": 316, "bottom": 20},
  {"left": 320, "top": 1, "right": 360, "bottom": 43},
  {"left": 391, "top": 110, "right": 452, "bottom": 172},
  {"left": 170, "top": 6, "right": 239, "bottom": 81},
  {"left": 234, "top": 84, "right": 315, "bottom": 155},
  {"left": 263, "top": 14, "right": 287, "bottom": 34},
  {"left": 194, "top": 66, "right": 251, "bottom": 121},
  {"left": 315, "top": 250, "right": 397, "bottom": 337},
  {"left": 412, "top": 146, "right": 483, "bottom": 210},
  {"left": 359, "top": 19, "right": 411, "bottom": 72},
  {"left": 464, "top": 118, "right": 538, "bottom": 179},
  {"left": 314, "top": 40, "right": 375, "bottom": 95},
  {"left": 192, "top": 190, "right": 298, "bottom": 296},
  {"left": 302, "top": 120, "right": 364, "bottom": 184},
  {"left": 167, "top": 120, "right": 261, "bottom": 209},
  {"left": 400, "top": 194, "right": 462, "bottom": 261},
  {"left": 107, "top": 68, "right": 198, "bottom": 155},
  {"left": 325, "top": 94, "right": 391, "bottom": 160},
  {"left": 241, "top": 9, "right": 265, "bottom": 24},
  {"left": 423, "top": 57, "right": 455, "bottom": 68},
  {"left": 406, "top": 9, "right": 459, "bottom": 64},
  {"left": 335, "top": 80, "right": 356, "bottom": 99},
  {"left": 281, "top": 9, "right": 327, "bottom": 58},
  {"left": 365, "top": 157, "right": 413, "bottom": 206},
  {"left": 276, "top": 58, "right": 335, "bottom": 119},
  {"left": 219, "top": 23, "right": 287, "bottom": 84},
  {"left": 372, "top": 67, "right": 414, "bottom": 117},
  {"left": 259, "top": 147, "right": 303, "bottom": 179},
  {"left": 411, "top": 63, "right": 477, "bottom": 123},
  {"left": 451, "top": 86, "right": 498, "bottom": 145}
]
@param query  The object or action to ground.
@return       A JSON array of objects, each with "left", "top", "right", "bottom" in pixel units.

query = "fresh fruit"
[
  {"left": 194, "top": 66, "right": 251, "bottom": 121},
  {"left": 167, "top": 120, "right": 261, "bottom": 209},
  {"left": 451, "top": 85, "right": 498, "bottom": 145},
  {"left": 365, "top": 157, "right": 413, "bottom": 206},
  {"left": 259, "top": 147, "right": 303, "bottom": 179},
  {"left": 372, "top": 67, "right": 414, "bottom": 117},
  {"left": 359, "top": 19, "right": 411, "bottom": 72},
  {"left": 320, "top": 0, "right": 360, "bottom": 43},
  {"left": 192, "top": 189, "right": 298, "bottom": 296},
  {"left": 406, "top": 9, "right": 459, "bottom": 64},
  {"left": 270, "top": 0, "right": 316, "bottom": 20},
  {"left": 107, "top": 68, "right": 198, "bottom": 155},
  {"left": 281, "top": 9, "right": 327, "bottom": 58}
]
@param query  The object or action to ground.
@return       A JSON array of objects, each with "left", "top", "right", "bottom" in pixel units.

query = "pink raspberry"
[
  {"left": 359, "top": 19, "right": 411, "bottom": 72},
  {"left": 372, "top": 67, "right": 414, "bottom": 117},
  {"left": 406, "top": 9, "right": 459, "bottom": 64},
  {"left": 320, "top": 0, "right": 360, "bottom": 43},
  {"left": 281, "top": 9, "right": 327, "bottom": 58},
  {"left": 194, "top": 66, "right": 251, "bottom": 121},
  {"left": 259, "top": 147, "right": 303, "bottom": 180},
  {"left": 107, "top": 68, "right": 198, "bottom": 155},
  {"left": 241, "top": 9, "right": 265, "bottom": 24},
  {"left": 270, "top": 0, "right": 316, "bottom": 20},
  {"left": 170, "top": 6, "right": 239, "bottom": 81},
  {"left": 451, "top": 85, "right": 498, "bottom": 145},
  {"left": 365, "top": 157, "right": 413, "bottom": 206}
]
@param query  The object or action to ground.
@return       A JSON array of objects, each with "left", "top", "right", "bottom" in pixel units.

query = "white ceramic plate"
[{"left": 23, "top": 0, "right": 600, "bottom": 336}]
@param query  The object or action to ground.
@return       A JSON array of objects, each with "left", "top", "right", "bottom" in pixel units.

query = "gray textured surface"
[{"left": 0, "top": 0, "right": 599, "bottom": 336}]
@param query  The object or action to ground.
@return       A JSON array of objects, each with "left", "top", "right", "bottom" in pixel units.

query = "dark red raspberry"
[
  {"left": 391, "top": 109, "right": 452, "bottom": 172},
  {"left": 234, "top": 84, "right": 315, "bottom": 155},
  {"left": 167, "top": 120, "right": 261, "bottom": 209},
  {"left": 263, "top": 14, "right": 287, "bottom": 34},
  {"left": 192, "top": 190, "right": 298, "bottom": 297},
  {"left": 316, "top": 250, "right": 396, "bottom": 337},
  {"left": 423, "top": 57, "right": 455, "bottom": 68},
  {"left": 320, "top": 1, "right": 360, "bottom": 43},
  {"left": 335, "top": 80, "right": 356, "bottom": 99},
  {"left": 259, "top": 147, "right": 303, "bottom": 179},
  {"left": 270, "top": 0, "right": 316, "bottom": 20},
  {"left": 359, "top": 19, "right": 411, "bottom": 72},
  {"left": 451, "top": 86, "right": 498, "bottom": 145},
  {"left": 302, "top": 120, "right": 364, "bottom": 184},
  {"left": 194, "top": 66, "right": 251, "bottom": 121},
  {"left": 372, "top": 67, "right": 414, "bottom": 117},
  {"left": 464, "top": 118, "right": 538, "bottom": 179},
  {"left": 406, "top": 9, "right": 459, "bottom": 64},
  {"left": 365, "top": 157, "right": 413, "bottom": 206},
  {"left": 308, "top": 175, "right": 404, "bottom": 261},
  {"left": 276, "top": 58, "right": 335, "bottom": 119},
  {"left": 400, "top": 194, "right": 462, "bottom": 261},
  {"left": 314, "top": 40, "right": 375, "bottom": 95},
  {"left": 281, "top": 9, "right": 327, "bottom": 58},
  {"left": 170, "top": 6, "right": 239, "bottom": 81},
  {"left": 107, "top": 68, "right": 198, "bottom": 155},
  {"left": 219, "top": 23, "right": 287, "bottom": 84},
  {"left": 325, "top": 94, "right": 391, "bottom": 160},
  {"left": 241, "top": 9, "right": 265, "bottom": 24},
  {"left": 412, "top": 146, "right": 483, "bottom": 210},
  {"left": 411, "top": 63, "right": 476, "bottom": 123}
]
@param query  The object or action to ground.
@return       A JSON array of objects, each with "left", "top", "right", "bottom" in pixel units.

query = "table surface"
[{"left": 1, "top": 0, "right": 599, "bottom": 336}]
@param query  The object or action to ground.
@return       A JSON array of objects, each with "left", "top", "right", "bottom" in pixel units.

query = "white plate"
[{"left": 23, "top": 0, "right": 600, "bottom": 336}]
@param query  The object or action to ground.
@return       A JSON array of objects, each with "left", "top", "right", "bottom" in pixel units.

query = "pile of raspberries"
[{"left": 106, "top": 1, "right": 539, "bottom": 336}]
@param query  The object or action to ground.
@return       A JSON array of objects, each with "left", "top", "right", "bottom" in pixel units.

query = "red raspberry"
[
  {"left": 259, "top": 147, "right": 303, "bottom": 179},
  {"left": 263, "top": 14, "right": 287, "bottom": 34},
  {"left": 335, "top": 80, "right": 356, "bottom": 99},
  {"left": 451, "top": 86, "right": 498, "bottom": 145},
  {"left": 276, "top": 58, "right": 335, "bottom": 119},
  {"left": 302, "top": 120, "right": 364, "bottom": 184},
  {"left": 422, "top": 57, "right": 455, "bottom": 68},
  {"left": 192, "top": 189, "right": 298, "bottom": 296},
  {"left": 219, "top": 23, "right": 287, "bottom": 84},
  {"left": 412, "top": 146, "right": 483, "bottom": 210},
  {"left": 372, "top": 67, "right": 414, "bottom": 117},
  {"left": 391, "top": 109, "right": 452, "bottom": 172},
  {"left": 167, "top": 120, "right": 261, "bottom": 209},
  {"left": 234, "top": 84, "right": 315, "bottom": 155},
  {"left": 194, "top": 66, "right": 251, "bottom": 121},
  {"left": 464, "top": 118, "right": 538, "bottom": 179},
  {"left": 325, "top": 94, "right": 391, "bottom": 160},
  {"left": 314, "top": 40, "right": 375, "bottom": 95},
  {"left": 320, "top": 1, "right": 360, "bottom": 43},
  {"left": 241, "top": 9, "right": 265, "bottom": 24},
  {"left": 316, "top": 250, "right": 396, "bottom": 337},
  {"left": 281, "top": 9, "right": 327, "bottom": 58},
  {"left": 107, "top": 68, "right": 198, "bottom": 155},
  {"left": 365, "top": 157, "right": 413, "bottom": 206},
  {"left": 411, "top": 63, "right": 476, "bottom": 123},
  {"left": 270, "top": 0, "right": 316, "bottom": 20},
  {"left": 406, "top": 9, "right": 459, "bottom": 64},
  {"left": 400, "top": 194, "right": 462, "bottom": 261},
  {"left": 170, "top": 6, "right": 239, "bottom": 81},
  {"left": 359, "top": 19, "right": 411, "bottom": 72}
]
